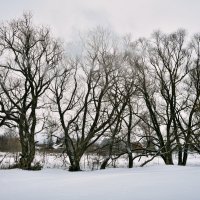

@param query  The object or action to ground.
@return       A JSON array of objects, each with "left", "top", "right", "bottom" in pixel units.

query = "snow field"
[{"left": 0, "top": 166, "right": 200, "bottom": 200}]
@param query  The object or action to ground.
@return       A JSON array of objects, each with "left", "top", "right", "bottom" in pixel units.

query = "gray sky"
[{"left": 0, "top": 0, "right": 199, "bottom": 41}]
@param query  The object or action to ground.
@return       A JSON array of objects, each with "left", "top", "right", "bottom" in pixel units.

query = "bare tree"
[
  {"left": 175, "top": 33, "right": 200, "bottom": 165},
  {"left": 99, "top": 67, "right": 135, "bottom": 169},
  {"left": 0, "top": 13, "right": 62, "bottom": 169},
  {"left": 51, "top": 28, "right": 127, "bottom": 171},
  {"left": 151, "top": 30, "right": 191, "bottom": 165},
  {"left": 126, "top": 30, "right": 192, "bottom": 165}
]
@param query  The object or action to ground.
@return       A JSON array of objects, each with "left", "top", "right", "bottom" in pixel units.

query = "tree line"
[{"left": 0, "top": 13, "right": 200, "bottom": 171}]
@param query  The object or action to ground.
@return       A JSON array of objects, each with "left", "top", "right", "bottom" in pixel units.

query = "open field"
[
  {"left": 1, "top": 152, "right": 200, "bottom": 200},
  {"left": 0, "top": 165, "right": 200, "bottom": 200}
]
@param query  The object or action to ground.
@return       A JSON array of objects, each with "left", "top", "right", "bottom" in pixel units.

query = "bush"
[{"left": 0, "top": 132, "right": 21, "bottom": 152}]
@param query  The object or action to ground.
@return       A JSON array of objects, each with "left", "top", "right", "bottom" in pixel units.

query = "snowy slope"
[{"left": 0, "top": 166, "right": 199, "bottom": 200}]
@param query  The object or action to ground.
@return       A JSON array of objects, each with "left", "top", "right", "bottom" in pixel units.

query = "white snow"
[{"left": 0, "top": 165, "right": 200, "bottom": 200}]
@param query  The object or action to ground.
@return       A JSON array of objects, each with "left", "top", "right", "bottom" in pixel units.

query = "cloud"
[{"left": 0, "top": 0, "right": 199, "bottom": 41}]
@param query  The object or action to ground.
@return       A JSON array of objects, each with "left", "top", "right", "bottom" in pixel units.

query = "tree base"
[{"left": 69, "top": 165, "right": 81, "bottom": 172}]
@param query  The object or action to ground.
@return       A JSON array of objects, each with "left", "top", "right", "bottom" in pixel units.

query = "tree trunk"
[
  {"left": 69, "top": 162, "right": 81, "bottom": 171},
  {"left": 128, "top": 153, "right": 133, "bottom": 168},
  {"left": 182, "top": 144, "right": 189, "bottom": 166},
  {"left": 19, "top": 137, "right": 36, "bottom": 170},
  {"left": 177, "top": 146, "right": 183, "bottom": 165},
  {"left": 68, "top": 153, "right": 82, "bottom": 171},
  {"left": 162, "top": 153, "right": 174, "bottom": 165},
  {"left": 100, "top": 157, "right": 110, "bottom": 169}
]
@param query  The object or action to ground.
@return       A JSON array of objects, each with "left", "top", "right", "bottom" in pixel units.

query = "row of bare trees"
[{"left": 0, "top": 13, "right": 200, "bottom": 170}]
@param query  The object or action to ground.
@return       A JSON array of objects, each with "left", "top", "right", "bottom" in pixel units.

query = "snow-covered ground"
[
  {"left": 1, "top": 152, "right": 200, "bottom": 169},
  {"left": 1, "top": 152, "right": 200, "bottom": 200},
  {"left": 0, "top": 165, "right": 200, "bottom": 200}
]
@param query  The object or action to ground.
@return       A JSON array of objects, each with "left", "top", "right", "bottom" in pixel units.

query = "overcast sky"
[{"left": 0, "top": 0, "right": 199, "bottom": 41}]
